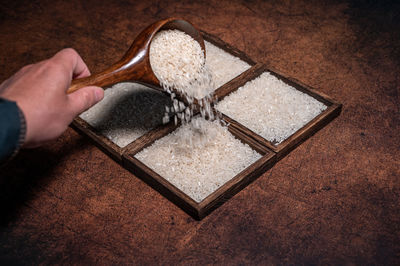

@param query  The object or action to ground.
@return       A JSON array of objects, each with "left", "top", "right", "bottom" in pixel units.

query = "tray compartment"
[
  {"left": 123, "top": 119, "right": 276, "bottom": 220},
  {"left": 215, "top": 64, "right": 342, "bottom": 160}
]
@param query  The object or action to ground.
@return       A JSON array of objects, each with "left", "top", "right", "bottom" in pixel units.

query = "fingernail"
[{"left": 94, "top": 88, "right": 104, "bottom": 102}]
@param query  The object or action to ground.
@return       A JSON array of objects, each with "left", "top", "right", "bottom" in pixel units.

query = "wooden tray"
[{"left": 71, "top": 31, "right": 341, "bottom": 220}]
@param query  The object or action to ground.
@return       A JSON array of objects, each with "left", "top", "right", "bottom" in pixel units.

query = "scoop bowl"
[{"left": 67, "top": 18, "right": 205, "bottom": 94}]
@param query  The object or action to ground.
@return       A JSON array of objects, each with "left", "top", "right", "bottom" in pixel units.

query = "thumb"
[{"left": 67, "top": 86, "right": 104, "bottom": 116}]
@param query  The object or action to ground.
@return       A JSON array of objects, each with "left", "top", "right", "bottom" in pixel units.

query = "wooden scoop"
[{"left": 67, "top": 18, "right": 205, "bottom": 94}]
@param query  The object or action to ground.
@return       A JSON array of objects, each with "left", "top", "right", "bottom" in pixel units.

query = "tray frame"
[{"left": 71, "top": 30, "right": 341, "bottom": 220}]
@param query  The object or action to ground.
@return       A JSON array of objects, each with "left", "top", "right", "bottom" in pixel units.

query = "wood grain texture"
[{"left": 0, "top": 0, "right": 399, "bottom": 264}]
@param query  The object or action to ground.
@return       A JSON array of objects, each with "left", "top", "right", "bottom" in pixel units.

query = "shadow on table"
[{"left": 0, "top": 135, "right": 90, "bottom": 226}]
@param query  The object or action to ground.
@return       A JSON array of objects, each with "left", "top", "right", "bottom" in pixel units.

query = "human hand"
[{"left": 0, "top": 48, "right": 104, "bottom": 148}]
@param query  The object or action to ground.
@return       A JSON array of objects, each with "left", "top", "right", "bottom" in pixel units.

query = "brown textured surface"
[{"left": 0, "top": 0, "right": 399, "bottom": 264}]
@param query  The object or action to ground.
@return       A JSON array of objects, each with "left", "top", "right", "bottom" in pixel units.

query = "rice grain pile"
[
  {"left": 216, "top": 72, "right": 327, "bottom": 144},
  {"left": 150, "top": 29, "right": 217, "bottom": 134},
  {"left": 205, "top": 41, "right": 251, "bottom": 88},
  {"left": 150, "top": 29, "right": 213, "bottom": 100},
  {"left": 80, "top": 82, "right": 171, "bottom": 147},
  {"left": 135, "top": 117, "right": 261, "bottom": 202}
]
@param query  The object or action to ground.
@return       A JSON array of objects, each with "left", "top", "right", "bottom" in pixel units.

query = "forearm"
[{"left": 0, "top": 98, "right": 26, "bottom": 164}]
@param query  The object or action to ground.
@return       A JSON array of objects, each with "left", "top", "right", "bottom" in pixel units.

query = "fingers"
[
  {"left": 67, "top": 86, "right": 104, "bottom": 118},
  {"left": 52, "top": 48, "right": 91, "bottom": 81}
]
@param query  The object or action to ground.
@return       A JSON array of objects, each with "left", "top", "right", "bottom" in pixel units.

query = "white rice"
[
  {"left": 79, "top": 82, "right": 171, "bottom": 147},
  {"left": 205, "top": 41, "right": 251, "bottom": 88},
  {"left": 150, "top": 29, "right": 217, "bottom": 143},
  {"left": 150, "top": 32, "right": 251, "bottom": 97},
  {"left": 134, "top": 117, "right": 261, "bottom": 202},
  {"left": 216, "top": 72, "right": 327, "bottom": 144},
  {"left": 150, "top": 29, "right": 213, "bottom": 99}
]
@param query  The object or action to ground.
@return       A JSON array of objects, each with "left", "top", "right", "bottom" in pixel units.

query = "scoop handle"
[
  {"left": 67, "top": 35, "right": 159, "bottom": 94},
  {"left": 67, "top": 20, "right": 161, "bottom": 94},
  {"left": 67, "top": 70, "right": 115, "bottom": 94},
  {"left": 67, "top": 57, "right": 160, "bottom": 94}
]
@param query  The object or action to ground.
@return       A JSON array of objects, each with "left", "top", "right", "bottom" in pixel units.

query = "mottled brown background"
[{"left": 0, "top": 0, "right": 399, "bottom": 264}]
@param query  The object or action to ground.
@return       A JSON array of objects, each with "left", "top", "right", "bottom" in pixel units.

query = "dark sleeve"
[{"left": 0, "top": 98, "right": 26, "bottom": 164}]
